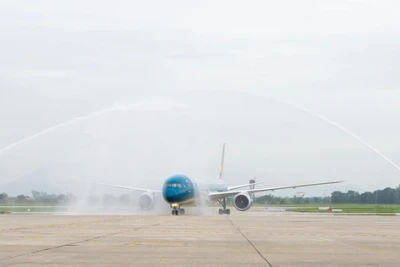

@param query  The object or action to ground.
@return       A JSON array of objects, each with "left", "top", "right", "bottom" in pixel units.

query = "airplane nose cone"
[{"left": 164, "top": 188, "right": 177, "bottom": 202}]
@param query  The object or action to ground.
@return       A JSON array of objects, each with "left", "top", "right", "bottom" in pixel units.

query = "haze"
[{"left": 1, "top": 0, "right": 400, "bottom": 197}]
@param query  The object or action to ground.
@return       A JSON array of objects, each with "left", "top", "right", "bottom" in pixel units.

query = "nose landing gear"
[{"left": 171, "top": 206, "right": 185, "bottom": 215}]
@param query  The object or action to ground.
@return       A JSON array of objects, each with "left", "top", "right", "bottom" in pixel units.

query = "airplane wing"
[
  {"left": 93, "top": 182, "right": 161, "bottom": 193},
  {"left": 227, "top": 181, "right": 264, "bottom": 191},
  {"left": 208, "top": 180, "right": 344, "bottom": 201}
]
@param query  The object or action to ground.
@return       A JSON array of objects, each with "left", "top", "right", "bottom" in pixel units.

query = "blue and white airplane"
[{"left": 98, "top": 144, "right": 343, "bottom": 215}]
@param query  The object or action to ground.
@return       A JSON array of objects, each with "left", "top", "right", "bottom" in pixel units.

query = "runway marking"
[
  {"left": 21, "top": 235, "right": 42, "bottom": 239},
  {"left": 320, "top": 237, "right": 334, "bottom": 242},
  {"left": 319, "top": 237, "right": 361, "bottom": 249},
  {"left": 228, "top": 218, "right": 273, "bottom": 267},
  {"left": 122, "top": 215, "right": 193, "bottom": 246},
  {"left": 317, "top": 236, "right": 398, "bottom": 254},
  {"left": 0, "top": 216, "right": 184, "bottom": 262},
  {"left": 128, "top": 241, "right": 186, "bottom": 247},
  {"left": 1, "top": 216, "right": 135, "bottom": 232},
  {"left": 0, "top": 229, "right": 131, "bottom": 262}
]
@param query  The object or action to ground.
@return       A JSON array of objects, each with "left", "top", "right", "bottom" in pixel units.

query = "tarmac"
[{"left": 0, "top": 208, "right": 399, "bottom": 267}]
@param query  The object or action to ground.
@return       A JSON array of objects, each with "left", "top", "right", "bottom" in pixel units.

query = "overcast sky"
[{"left": 0, "top": 1, "right": 400, "bottom": 196}]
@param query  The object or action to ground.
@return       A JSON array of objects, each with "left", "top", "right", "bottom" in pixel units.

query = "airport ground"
[
  {"left": 0, "top": 208, "right": 399, "bottom": 267},
  {"left": 2, "top": 203, "right": 400, "bottom": 214}
]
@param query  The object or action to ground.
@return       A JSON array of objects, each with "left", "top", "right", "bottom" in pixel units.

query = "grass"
[
  {"left": 258, "top": 203, "right": 400, "bottom": 208},
  {"left": 2, "top": 204, "right": 400, "bottom": 214},
  {"left": 286, "top": 204, "right": 400, "bottom": 214},
  {"left": 0, "top": 206, "right": 66, "bottom": 213}
]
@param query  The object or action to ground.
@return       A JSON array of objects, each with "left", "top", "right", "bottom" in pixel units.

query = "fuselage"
[{"left": 162, "top": 174, "right": 227, "bottom": 206}]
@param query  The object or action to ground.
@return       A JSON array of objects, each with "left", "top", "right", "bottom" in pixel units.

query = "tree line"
[
  {"left": 0, "top": 190, "right": 137, "bottom": 206},
  {"left": 255, "top": 186, "right": 400, "bottom": 205},
  {"left": 0, "top": 186, "right": 399, "bottom": 205},
  {"left": 331, "top": 187, "right": 400, "bottom": 204}
]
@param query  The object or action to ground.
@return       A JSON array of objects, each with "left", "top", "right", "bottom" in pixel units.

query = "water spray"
[
  {"left": 272, "top": 97, "right": 400, "bottom": 173},
  {"left": 178, "top": 89, "right": 400, "bottom": 174},
  {"left": 233, "top": 90, "right": 400, "bottom": 174},
  {"left": 0, "top": 98, "right": 189, "bottom": 158}
]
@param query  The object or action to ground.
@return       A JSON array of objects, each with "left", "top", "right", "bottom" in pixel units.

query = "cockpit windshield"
[{"left": 166, "top": 183, "right": 182, "bottom": 188}]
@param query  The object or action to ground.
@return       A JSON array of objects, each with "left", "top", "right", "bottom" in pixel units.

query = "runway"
[{"left": 0, "top": 209, "right": 399, "bottom": 266}]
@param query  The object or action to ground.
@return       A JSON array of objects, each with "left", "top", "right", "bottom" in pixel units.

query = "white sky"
[{"left": 1, "top": 0, "right": 400, "bottom": 196}]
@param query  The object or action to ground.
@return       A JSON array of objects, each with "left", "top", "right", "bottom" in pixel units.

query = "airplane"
[{"left": 96, "top": 144, "right": 344, "bottom": 215}]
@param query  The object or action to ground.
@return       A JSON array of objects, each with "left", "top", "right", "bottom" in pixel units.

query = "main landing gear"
[
  {"left": 171, "top": 206, "right": 185, "bottom": 216},
  {"left": 217, "top": 198, "right": 231, "bottom": 215}
]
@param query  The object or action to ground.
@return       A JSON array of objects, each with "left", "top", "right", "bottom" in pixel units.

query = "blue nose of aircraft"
[
  {"left": 162, "top": 174, "right": 195, "bottom": 204},
  {"left": 164, "top": 188, "right": 177, "bottom": 202}
]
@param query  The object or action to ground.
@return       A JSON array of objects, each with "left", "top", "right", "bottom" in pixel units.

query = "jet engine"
[
  {"left": 233, "top": 192, "right": 253, "bottom": 211},
  {"left": 138, "top": 192, "right": 156, "bottom": 211}
]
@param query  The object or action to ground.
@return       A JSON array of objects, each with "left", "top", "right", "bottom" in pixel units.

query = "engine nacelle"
[
  {"left": 233, "top": 192, "right": 253, "bottom": 211},
  {"left": 138, "top": 192, "right": 156, "bottom": 211}
]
